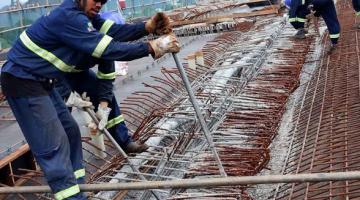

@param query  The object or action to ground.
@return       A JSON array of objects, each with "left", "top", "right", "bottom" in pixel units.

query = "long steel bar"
[
  {"left": 85, "top": 108, "right": 161, "bottom": 200},
  {"left": 2, "top": 171, "right": 360, "bottom": 194},
  {"left": 171, "top": 53, "right": 226, "bottom": 177}
]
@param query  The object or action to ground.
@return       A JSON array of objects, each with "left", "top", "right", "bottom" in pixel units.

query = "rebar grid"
[
  {"left": 164, "top": 15, "right": 324, "bottom": 199},
  {"left": 274, "top": 1, "right": 360, "bottom": 199},
  {"left": 79, "top": 16, "right": 288, "bottom": 200},
  {"left": 1, "top": 6, "right": 338, "bottom": 200},
  {"left": 167, "top": 1, "right": 265, "bottom": 22}
]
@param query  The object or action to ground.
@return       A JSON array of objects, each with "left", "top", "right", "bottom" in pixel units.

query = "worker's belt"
[
  {"left": 0, "top": 72, "right": 51, "bottom": 97},
  {"left": 39, "top": 78, "right": 56, "bottom": 91}
]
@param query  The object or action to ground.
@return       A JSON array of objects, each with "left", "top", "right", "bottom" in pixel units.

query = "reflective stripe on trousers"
[{"left": 54, "top": 185, "right": 80, "bottom": 200}]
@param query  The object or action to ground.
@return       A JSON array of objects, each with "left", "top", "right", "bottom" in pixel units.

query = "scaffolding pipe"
[
  {"left": 1, "top": 171, "right": 360, "bottom": 194},
  {"left": 85, "top": 108, "right": 161, "bottom": 200},
  {"left": 171, "top": 53, "right": 227, "bottom": 177}
]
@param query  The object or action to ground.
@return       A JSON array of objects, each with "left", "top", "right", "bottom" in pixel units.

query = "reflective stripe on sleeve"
[
  {"left": 92, "top": 35, "right": 113, "bottom": 58},
  {"left": 106, "top": 115, "right": 125, "bottom": 129},
  {"left": 54, "top": 184, "right": 80, "bottom": 200},
  {"left": 74, "top": 169, "right": 85, "bottom": 179},
  {"left": 330, "top": 33, "right": 340, "bottom": 39},
  {"left": 97, "top": 71, "right": 116, "bottom": 79},
  {"left": 20, "top": 31, "right": 81, "bottom": 73},
  {"left": 99, "top": 20, "right": 115, "bottom": 34}
]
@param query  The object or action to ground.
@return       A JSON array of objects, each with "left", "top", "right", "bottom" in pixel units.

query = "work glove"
[
  {"left": 148, "top": 33, "right": 180, "bottom": 59},
  {"left": 96, "top": 105, "right": 111, "bottom": 130},
  {"left": 65, "top": 92, "right": 93, "bottom": 109},
  {"left": 307, "top": 4, "right": 320, "bottom": 17},
  {"left": 145, "top": 12, "right": 172, "bottom": 35}
]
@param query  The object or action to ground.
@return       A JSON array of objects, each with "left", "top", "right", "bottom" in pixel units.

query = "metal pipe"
[
  {"left": 171, "top": 53, "right": 227, "bottom": 177},
  {"left": 2, "top": 171, "right": 360, "bottom": 193},
  {"left": 85, "top": 108, "right": 161, "bottom": 200}
]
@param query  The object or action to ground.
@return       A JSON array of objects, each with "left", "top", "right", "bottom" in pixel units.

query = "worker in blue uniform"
[
  {"left": 55, "top": 11, "right": 151, "bottom": 153},
  {"left": 0, "top": 0, "right": 179, "bottom": 198},
  {"left": 288, "top": 0, "right": 340, "bottom": 51},
  {"left": 352, "top": 0, "right": 360, "bottom": 28}
]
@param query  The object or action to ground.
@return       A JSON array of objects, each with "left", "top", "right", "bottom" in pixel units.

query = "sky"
[
  {"left": 0, "top": 0, "right": 11, "bottom": 8},
  {"left": 0, "top": 0, "right": 31, "bottom": 9}
]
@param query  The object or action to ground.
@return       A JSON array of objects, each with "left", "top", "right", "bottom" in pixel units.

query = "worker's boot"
[
  {"left": 327, "top": 43, "right": 337, "bottom": 54},
  {"left": 125, "top": 141, "right": 149, "bottom": 153},
  {"left": 354, "top": 23, "right": 360, "bottom": 29},
  {"left": 294, "top": 28, "right": 307, "bottom": 39}
]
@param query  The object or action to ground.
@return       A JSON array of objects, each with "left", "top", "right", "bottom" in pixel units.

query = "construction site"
[{"left": 1, "top": 0, "right": 360, "bottom": 199}]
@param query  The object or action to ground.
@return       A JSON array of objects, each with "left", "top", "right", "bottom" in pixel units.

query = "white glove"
[
  {"left": 96, "top": 105, "right": 111, "bottom": 130},
  {"left": 148, "top": 33, "right": 180, "bottom": 59},
  {"left": 65, "top": 92, "right": 93, "bottom": 109}
]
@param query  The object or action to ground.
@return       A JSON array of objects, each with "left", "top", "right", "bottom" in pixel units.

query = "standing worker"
[
  {"left": 352, "top": 0, "right": 360, "bottom": 28},
  {"left": 0, "top": 0, "right": 180, "bottom": 199},
  {"left": 287, "top": 0, "right": 340, "bottom": 51}
]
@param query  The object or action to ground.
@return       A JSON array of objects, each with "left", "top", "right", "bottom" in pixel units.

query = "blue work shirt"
[{"left": 2, "top": 0, "right": 150, "bottom": 101}]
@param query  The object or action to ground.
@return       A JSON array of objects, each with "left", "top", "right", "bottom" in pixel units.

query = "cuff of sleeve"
[
  {"left": 139, "top": 42, "right": 151, "bottom": 56},
  {"left": 98, "top": 97, "right": 112, "bottom": 104},
  {"left": 140, "top": 22, "right": 149, "bottom": 35}
]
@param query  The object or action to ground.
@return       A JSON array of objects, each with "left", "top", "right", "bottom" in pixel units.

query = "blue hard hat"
[
  {"left": 284, "top": 0, "right": 291, "bottom": 8},
  {"left": 100, "top": 11, "right": 125, "bottom": 24}
]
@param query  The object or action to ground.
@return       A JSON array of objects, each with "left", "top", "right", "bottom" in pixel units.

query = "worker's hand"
[
  {"left": 308, "top": 4, "right": 314, "bottom": 11},
  {"left": 307, "top": 4, "right": 320, "bottom": 17},
  {"left": 145, "top": 12, "right": 172, "bottom": 35},
  {"left": 96, "top": 105, "right": 111, "bottom": 130},
  {"left": 148, "top": 33, "right": 180, "bottom": 59},
  {"left": 65, "top": 92, "right": 93, "bottom": 109}
]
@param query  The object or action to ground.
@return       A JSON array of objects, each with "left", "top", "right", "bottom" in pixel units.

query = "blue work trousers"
[
  {"left": 289, "top": 4, "right": 309, "bottom": 29},
  {"left": 6, "top": 89, "right": 86, "bottom": 199},
  {"left": 312, "top": 0, "right": 341, "bottom": 44},
  {"left": 353, "top": 0, "right": 360, "bottom": 14}
]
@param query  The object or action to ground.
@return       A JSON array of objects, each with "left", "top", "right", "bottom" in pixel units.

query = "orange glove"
[
  {"left": 148, "top": 33, "right": 180, "bottom": 59},
  {"left": 145, "top": 12, "right": 172, "bottom": 35}
]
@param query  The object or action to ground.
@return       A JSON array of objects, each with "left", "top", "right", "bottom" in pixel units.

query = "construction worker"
[
  {"left": 0, "top": 0, "right": 179, "bottom": 199},
  {"left": 55, "top": 12, "right": 148, "bottom": 153},
  {"left": 288, "top": 0, "right": 340, "bottom": 51},
  {"left": 352, "top": 0, "right": 360, "bottom": 28}
]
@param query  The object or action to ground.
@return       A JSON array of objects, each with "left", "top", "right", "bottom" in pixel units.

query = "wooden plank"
[
  {"left": 171, "top": 6, "right": 279, "bottom": 27},
  {"left": 0, "top": 144, "right": 29, "bottom": 169},
  {"left": 232, "top": 7, "right": 279, "bottom": 18}
]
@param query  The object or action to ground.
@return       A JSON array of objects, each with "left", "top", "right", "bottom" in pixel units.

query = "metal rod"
[
  {"left": 85, "top": 108, "right": 161, "bottom": 200},
  {"left": 2, "top": 171, "right": 360, "bottom": 193},
  {"left": 171, "top": 53, "right": 227, "bottom": 177}
]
